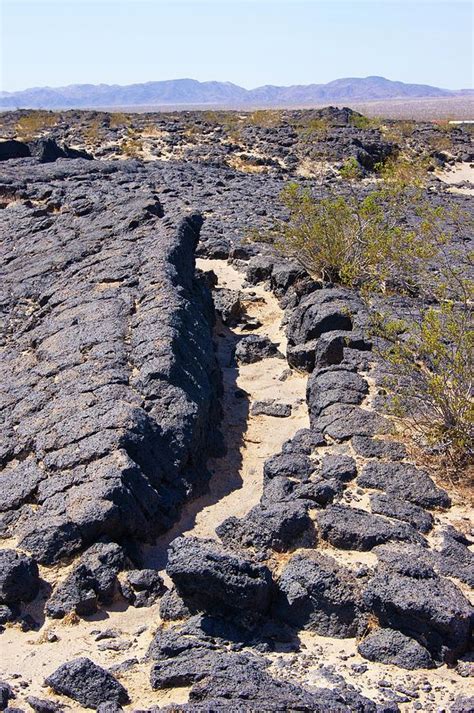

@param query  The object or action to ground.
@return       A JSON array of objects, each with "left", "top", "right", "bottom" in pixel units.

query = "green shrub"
[
  {"left": 268, "top": 157, "right": 446, "bottom": 290},
  {"left": 372, "top": 294, "right": 473, "bottom": 468}
]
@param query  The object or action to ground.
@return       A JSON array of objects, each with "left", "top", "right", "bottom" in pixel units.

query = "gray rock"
[
  {"left": 0, "top": 682, "right": 14, "bottom": 710},
  {"left": 45, "top": 542, "right": 125, "bottom": 618},
  {"left": 315, "top": 404, "right": 392, "bottom": 441},
  {"left": 166, "top": 536, "right": 273, "bottom": 615},
  {"left": 435, "top": 529, "right": 474, "bottom": 587},
  {"left": 358, "top": 462, "right": 451, "bottom": 509},
  {"left": 307, "top": 368, "right": 368, "bottom": 420},
  {"left": 363, "top": 570, "right": 473, "bottom": 663},
  {"left": 358, "top": 628, "right": 435, "bottom": 669},
  {"left": 370, "top": 493, "right": 434, "bottom": 533},
  {"left": 234, "top": 335, "right": 282, "bottom": 364},
  {"left": 121, "top": 569, "right": 165, "bottom": 608},
  {"left": 213, "top": 288, "right": 242, "bottom": 326},
  {"left": 351, "top": 436, "right": 406, "bottom": 460},
  {"left": 45, "top": 658, "right": 129, "bottom": 708},
  {"left": 274, "top": 551, "right": 363, "bottom": 637},
  {"left": 250, "top": 399, "right": 292, "bottom": 417},
  {"left": 317, "top": 505, "right": 426, "bottom": 551},
  {"left": 321, "top": 454, "right": 357, "bottom": 482},
  {"left": 263, "top": 452, "right": 316, "bottom": 481},
  {"left": 25, "top": 697, "right": 64, "bottom": 713},
  {"left": 216, "top": 501, "right": 314, "bottom": 553},
  {"left": 0, "top": 550, "right": 39, "bottom": 605}
]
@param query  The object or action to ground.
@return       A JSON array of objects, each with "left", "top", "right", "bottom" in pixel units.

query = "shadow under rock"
[{"left": 141, "top": 317, "right": 249, "bottom": 572}]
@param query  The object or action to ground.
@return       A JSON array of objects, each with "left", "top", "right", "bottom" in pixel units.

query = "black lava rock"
[{"left": 45, "top": 658, "right": 129, "bottom": 708}]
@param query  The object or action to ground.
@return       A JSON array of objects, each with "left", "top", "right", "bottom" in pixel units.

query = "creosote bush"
[
  {"left": 372, "top": 295, "right": 473, "bottom": 469},
  {"left": 16, "top": 110, "right": 59, "bottom": 140},
  {"left": 269, "top": 156, "right": 444, "bottom": 290},
  {"left": 263, "top": 154, "right": 473, "bottom": 469}
]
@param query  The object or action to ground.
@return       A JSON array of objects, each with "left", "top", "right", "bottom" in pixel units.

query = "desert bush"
[
  {"left": 82, "top": 115, "right": 104, "bottom": 145},
  {"left": 109, "top": 112, "right": 130, "bottom": 128},
  {"left": 269, "top": 156, "right": 447, "bottom": 289},
  {"left": 248, "top": 110, "right": 283, "bottom": 128},
  {"left": 120, "top": 129, "right": 143, "bottom": 157},
  {"left": 349, "top": 114, "right": 381, "bottom": 130},
  {"left": 16, "top": 110, "right": 59, "bottom": 140},
  {"left": 371, "top": 289, "right": 473, "bottom": 468}
]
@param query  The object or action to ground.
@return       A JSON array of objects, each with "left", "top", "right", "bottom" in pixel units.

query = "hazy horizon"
[{"left": 1, "top": 1, "right": 472, "bottom": 93}]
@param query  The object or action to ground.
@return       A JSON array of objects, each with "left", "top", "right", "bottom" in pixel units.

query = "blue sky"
[{"left": 1, "top": 1, "right": 472, "bottom": 92}]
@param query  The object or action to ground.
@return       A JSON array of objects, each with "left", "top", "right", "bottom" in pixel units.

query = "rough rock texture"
[
  {"left": 363, "top": 569, "right": 473, "bottom": 663},
  {"left": 0, "top": 159, "right": 221, "bottom": 564},
  {"left": 234, "top": 334, "right": 282, "bottom": 364},
  {"left": 45, "top": 542, "right": 126, "bottom": 618},
  {"left": 0, "top": 549, "right": 40, "bottom": 605},
  {"left": 216, "top": 501, "right": 314, "bottom": 553},
  {"left": 166, "top": 536, "right": 273, "bottom": 615},
  {"left": 273, "top": 551, "right": 364, "bottom": 637},
  {"left": 317, "top": 504, "right": 425, "bottom": 551},
  {"left": 358, "top": 462, "right": 451, "bottom": 509},
  {"left": 358, "top": 628, "right": 435, "bottom": 670},
  {"left": 45, "top": 658, "right": 129, "bottom": 708}
]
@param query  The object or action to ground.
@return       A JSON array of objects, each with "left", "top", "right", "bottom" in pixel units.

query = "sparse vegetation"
[
  {"left": 265, "top": 155, "right": 447, "bottom": 290},
  {"left": 372, "top": 288, "right": 473, "bottom": 470},
  {"left": 120, "top": 129, "right": 144, "bottom": 157},
  {"left": 15, "top": 110, "right": 59, "bottom": 140}
]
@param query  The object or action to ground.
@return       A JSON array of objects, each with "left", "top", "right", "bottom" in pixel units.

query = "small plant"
[
  {"left": 266, "top": 156, "right": 446, "bottom": 290},
  {"left": 16, "top": 110, "right": 59, "bottom": 140},
  {"left": 350, "top": 114, "right": 381, "bottom": 130},
  {"left": 120, "top": 129, "right": 143, "bottom": 157},
  {"left": 371, "top": 293, "right": 473, "bottom": 469},
  {"left": 248, "top": 110, "right": 283, "bottom": 128},
  {"left": 82, "top": 115, "right": 104, "bottom": 145}
]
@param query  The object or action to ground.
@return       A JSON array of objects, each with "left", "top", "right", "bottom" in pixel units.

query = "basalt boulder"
[
  {"left": 273, "top": 551, "right": 364, "bottom": 637},
  {"left": 166, "top": 536, "right": 273, "bottom": 616},
  {"left": 45, "top": 658, "right": 129, "bottom": 709}
]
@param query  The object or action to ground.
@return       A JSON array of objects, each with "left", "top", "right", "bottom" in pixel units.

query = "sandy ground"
[
  {"left": 143, "top": 257, "right": 308, "bottom": 581},
  {"left": 436, "top": 161, "right": 474, "bottom": 194}
]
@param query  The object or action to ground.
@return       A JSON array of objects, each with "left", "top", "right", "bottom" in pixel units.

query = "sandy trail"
[{"left": 142, "top": 257, "right": 308, "bottom": 580}]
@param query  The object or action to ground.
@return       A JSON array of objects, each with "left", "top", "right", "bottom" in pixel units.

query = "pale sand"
[{"left": 436, "top": 161, "right": 474, "bottom": 194}]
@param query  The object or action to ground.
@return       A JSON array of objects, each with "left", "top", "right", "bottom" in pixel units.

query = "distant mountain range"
[{"left": 1, "top": 76, "right": 472, "bottom": 110}]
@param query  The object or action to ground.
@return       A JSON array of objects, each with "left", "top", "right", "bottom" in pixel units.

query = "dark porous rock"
[
  {"left": 2, "top": 175, "right": 220, "bottom": 566},
  {"left": 273, "top": 551, "right": 364, "bottom": 637},
  {"left": 286, "top": 288, "right": 357, "bottom": 347},
  {"left": 358, "top": 462, "right": 451, "bottom": 509},
  {"left": 166, "top": 536, "right": 273, "bottom": 615},
  {"left": 121, "top": 569, "right": 166, "bottom": 608},
  {"left": 0, "top": 549, "right": 39, "bottom": 605},
  {"left": 315, "top": 404, "right": 392, "bottom": 441},
  {"left": 45, "top": 542, "right": 126, "bottom": 619},
  {"left": 216, "top": 501, "right": 314, "bottom": 553},
  {"left": 289, "top": 332, "right": 346, "bottom": 373},
  {"left": 250, "top": 399, "right": 292, "bottom": 417},
  {"left": 28, "top": 138, "right": 92, "bottom": 163},
  {"left": 373, "top": 543, "right": 437, "bottom": 579},
  {"left": 0, "top": 682, "right": 14, "bottom": 709},
  {"left": 435, "top": 528, "right": 474, "bottom": 587},
  {"left": 307, "top": 368, "right": 368, "bottom": 420},
  {"left": 159, "top": 587, "right": 192, "bottom": 622},
  {"left": 151, "top": 648, "right": 252, "bottom": 690},
  {"left": 212, "top": 287, "right": 242, "bottom": 326},
  {"left": 0, "top": 139, "right": 31, "bottom": 160},
  {"left": 234, "top": 334, "right": 282, "bottom": 364},
  {"left": 358, "top": 628, "right": 435, "bottom": 670},
  {"left": 270, "top": 260, "right": 307, "bottom": 295},
  {"left": 263, "top": 452, "right": 316, "bottom": 482},
  {"left": 370, "top": 494, "right": 434, "bottom": 534},
  {"left": 451, "top": 696, "right": 474, "bottom": 713},
  {"left": 25, "top": 697, "right": 64, "bottom": 713},
  {"left": 321, "top": 454, "right": 357, "bottom": 482},
  {"left": 95, "top": 704, "right": 123, "bottom": 713},
  {"left": 292, "top": 477, "right": 344, "bottom": 507},
  {"left": 245, "top": 254, "right": 275, "bottom": 284},
  {"left": 351, "top": 436, "right": 407, "bottom": 460},
  {"left": 281, "top": 428, "right": 326, "bottom": 454},
  {"left": 363, "top": 568, "right": 474, "bottom": 663},
  {"left": 45, "top": 658, "right": 129, "bottom": 709},
  {"left": 186, "top": 652, "right": 374, "bottom": 712},
  {"left": 261, "top": 476, "right": 295, "bottom": 505},
  {"left": 317, "top": 505, "right": 426, "bottom": 551}
]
